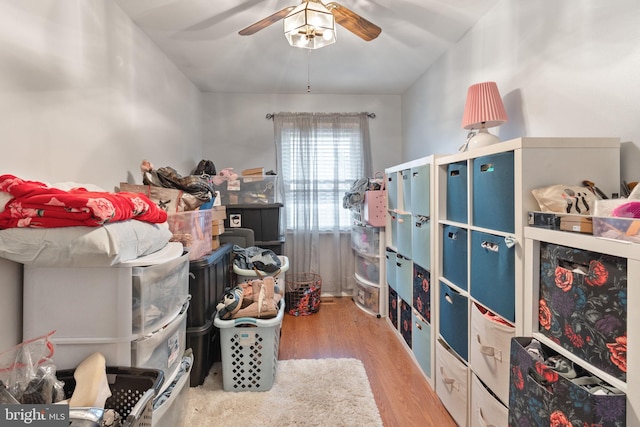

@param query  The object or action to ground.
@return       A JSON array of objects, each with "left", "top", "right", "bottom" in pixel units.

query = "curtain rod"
[{"left": 265, "top": 112, "right": 376, "bottom": 120}]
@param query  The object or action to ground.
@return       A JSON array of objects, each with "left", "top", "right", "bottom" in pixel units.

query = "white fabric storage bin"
[
  {"left": 469, "top": 302, "right": 514, "bottom": 406},
  {"left": 435, "top": 339, "right": 468, "bottom": 427},
  {"left": 470, "top": 373, "right": 508, "bottom": 427},
  {"left": 23, "top": 243, "right": 188, "bottom": 342},
  {"left": 132, "top": 300, "right": 189, "bottom": 380}
]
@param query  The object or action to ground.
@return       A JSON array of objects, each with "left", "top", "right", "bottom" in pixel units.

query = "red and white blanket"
[{"left": 0, "top": 174, "right": 167, "bottom": 228}]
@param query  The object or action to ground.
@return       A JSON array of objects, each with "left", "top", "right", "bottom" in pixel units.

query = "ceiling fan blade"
[
  {"left": 238, "top": 6, "right": 296, "bottom": 36},
  {"left": 326, "top": 2, "right": 381, "bottom": 41}
]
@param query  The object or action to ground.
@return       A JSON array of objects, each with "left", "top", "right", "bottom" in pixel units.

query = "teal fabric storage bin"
[
  {"left": 442, "top": 225, "right": 468, "bottom": 291},
  {"left": 439, "top": 281, "right": 468, "bottom": 361},
  {"left": 396, "top": 212, "right": 412, "bottom": 257},
  {"left": 470, "top": 231, "right": 515, "bottom": 322},
  {"left": 411, "top": 214, "right": 431, "bottom": 270},
  {"left": 446, "top": 162, "right": 468, "bottom": 223},
  {"left": 472, "top": 151, "right": 514, "bottom": 233},
  {"left": 385, "top": 247, "right": 397, "bottom": 290},
  {"left": 410, "top": 164, "right": 430, "bottom": 217},
  {"left": 412, "top": 312, "right": 431, "bottom": 378},
  {"left": 395, "top": 253, "right": 413, "bottom": 303},
  {"left": 400, "top": 169, "right": 412, "bottom": 212},
  {"left": 387, "top": 172, "right": 399, "bottom": 211},
  {"left": 389, "top": 211, "right": 399, "bottom": 249}
]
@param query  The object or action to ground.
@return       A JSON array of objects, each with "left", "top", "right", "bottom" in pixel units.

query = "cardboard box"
[
  {"left": 242, "top": 167, "right": 265, "bottom": 176},
  {"left": 560, "top": 215, "right": 593, "bottom": 234},
  {"left": 212, "top": 220, "right": 225, "bottom": 236},
  {"left": 211, "top": 205, "right": 227, "bottom": 221},
  {"left": 212, "top": 235, "right": 220, "bottom": 250}
]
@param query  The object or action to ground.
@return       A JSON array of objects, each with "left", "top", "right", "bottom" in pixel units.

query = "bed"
[{"left": 0, "top": 175, "right": 173, "bottom": 267}]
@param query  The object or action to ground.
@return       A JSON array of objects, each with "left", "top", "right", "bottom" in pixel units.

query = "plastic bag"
[{"left": 0, "top": 331, "right": 65, "bottom": 404}]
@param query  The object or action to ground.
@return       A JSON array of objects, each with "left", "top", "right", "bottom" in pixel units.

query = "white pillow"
[{"left": 0, "top": 220, "right": 173, "bottom": 267}]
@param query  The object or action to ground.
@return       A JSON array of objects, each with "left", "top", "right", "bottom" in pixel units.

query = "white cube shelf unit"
[
  {"left": 385, "top": 155, "right": 437, "bottom": 385},
  {"left": 434, "top": 137, "right": 620, "bottom": 426}
]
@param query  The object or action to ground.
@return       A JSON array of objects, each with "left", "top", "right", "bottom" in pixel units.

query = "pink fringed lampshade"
[{"left": 461, "top": 81, "right": 508, "bottom": 130}]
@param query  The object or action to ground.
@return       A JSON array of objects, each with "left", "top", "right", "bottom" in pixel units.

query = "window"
[{"left": 276, "top": 113, "right": 371, "bottom": 232}]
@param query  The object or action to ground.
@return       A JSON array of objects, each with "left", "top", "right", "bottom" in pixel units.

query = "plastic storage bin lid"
[
  {"left": 117, "top": 242, "right": 184, "bottom": 267},
  {"left": 233, "top": 255, "right": 289, "bottom": 276}
]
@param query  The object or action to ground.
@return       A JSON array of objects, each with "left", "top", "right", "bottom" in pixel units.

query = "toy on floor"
[{"left": 217, "top": 276, "right": 282, "bottom": 320}]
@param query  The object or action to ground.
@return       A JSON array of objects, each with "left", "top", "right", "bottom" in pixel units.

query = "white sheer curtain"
[{"left": 273, "top": 112, "right": 372, "bottom": 295}]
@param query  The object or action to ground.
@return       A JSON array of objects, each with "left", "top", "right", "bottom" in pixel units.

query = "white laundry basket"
[
  {"left": 233, "top": 255, "right": 289, "bottom": 293},
  {"left": 213, "top": 300, "right": 285, "bottom": 392}
]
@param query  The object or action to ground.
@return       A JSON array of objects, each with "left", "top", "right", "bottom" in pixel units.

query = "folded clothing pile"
[{"left": 217, "top": 276, "right": 282, "bottom": 320}]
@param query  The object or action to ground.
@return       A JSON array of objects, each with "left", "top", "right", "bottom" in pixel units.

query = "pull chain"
[{"left": 307, "top": 49, "right": 311, "bottom": 93}]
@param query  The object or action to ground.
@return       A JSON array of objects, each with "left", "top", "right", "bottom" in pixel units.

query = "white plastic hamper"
[
  {"left": 233, "top": 255, "right": 289, "bottom": 292},
  {"left": 213, "top": 301, "right": 285, "bottom": 392}
]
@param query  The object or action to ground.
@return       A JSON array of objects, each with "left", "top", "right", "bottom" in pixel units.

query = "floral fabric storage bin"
[
  {"left": 400, "top": 299, "right": 412, "bottom": 349},
  {"left": 388, "top": 287, "right": 398, "bottom": 329},
  {"left": 538, "top": 242, "right": 627, "bottom": 381},
  {"left": 412, "top": 263, "right": 431, "bottom": 323},
  {"left": 508, "top": 337, "right": 626, "bottom": 427}
]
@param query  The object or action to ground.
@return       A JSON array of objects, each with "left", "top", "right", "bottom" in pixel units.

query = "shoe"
[
  {"left": 524, "top": 339, "right": 546, "bottom": 362},
  {"left": 545, "top": 355, "right": 577, "bottom": 379}
]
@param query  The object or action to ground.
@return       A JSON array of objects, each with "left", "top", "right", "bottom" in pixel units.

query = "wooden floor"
[{"left": 279, "top": 297, "right": 456, "bottom": 427}]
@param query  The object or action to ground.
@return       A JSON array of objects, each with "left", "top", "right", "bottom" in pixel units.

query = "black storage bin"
[
  {"left": 257, "top": 239, "right": 285, "bottom": 255},
  {"left": 186, "top": 314, "right": 217, "bottom": 387},
  {"left": 225, "top": 203, "right": 282, "bottom": 242},
  {"left": 187, "top": 243, "right": 233, "bottom": 328}
]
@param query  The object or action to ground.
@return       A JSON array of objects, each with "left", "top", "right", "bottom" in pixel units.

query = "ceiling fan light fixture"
[{"left": 283, "top": 1, "right": 336, "bottom": 49}]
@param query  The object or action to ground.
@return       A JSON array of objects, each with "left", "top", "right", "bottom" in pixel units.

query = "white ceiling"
[{"left": 114, "top": 0, "right": 499, "bottom": 95}]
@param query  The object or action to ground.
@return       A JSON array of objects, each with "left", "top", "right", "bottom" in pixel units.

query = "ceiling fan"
[{"left": 239, "top": 0, "right": 382, "bottom": 46}]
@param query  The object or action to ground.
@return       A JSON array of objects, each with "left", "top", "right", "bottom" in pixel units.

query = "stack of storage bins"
[
  {"left": 185, "top": 242, "right": 233, "bottom": 386},
  {"left": 22, "top": 242, "right": 192, "bottom": 426},
  {"left": 351, "top": 224, "right": 384, "bottom": 316}
]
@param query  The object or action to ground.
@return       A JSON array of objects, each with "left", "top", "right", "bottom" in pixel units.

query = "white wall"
[
  {"left": 0, "top": 1, "right": 203, "bottom": 190},
  {"left": 0, "top": 0, "right": 203, "bottom": 350},
  {"left": 202, "top": 93, "right": 402, "bottom": 175},
  {"left": 403, "top": 0, "right": 640, "bottom": 183}
]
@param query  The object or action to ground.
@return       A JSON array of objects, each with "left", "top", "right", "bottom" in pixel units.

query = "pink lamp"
[{"left": 461, "top": 81, "right": 508, "bottom": 150}]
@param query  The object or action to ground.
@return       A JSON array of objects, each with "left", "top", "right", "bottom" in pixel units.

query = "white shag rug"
[{"left": 182, "top": 358, "right": 383, "bottom": 427}]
